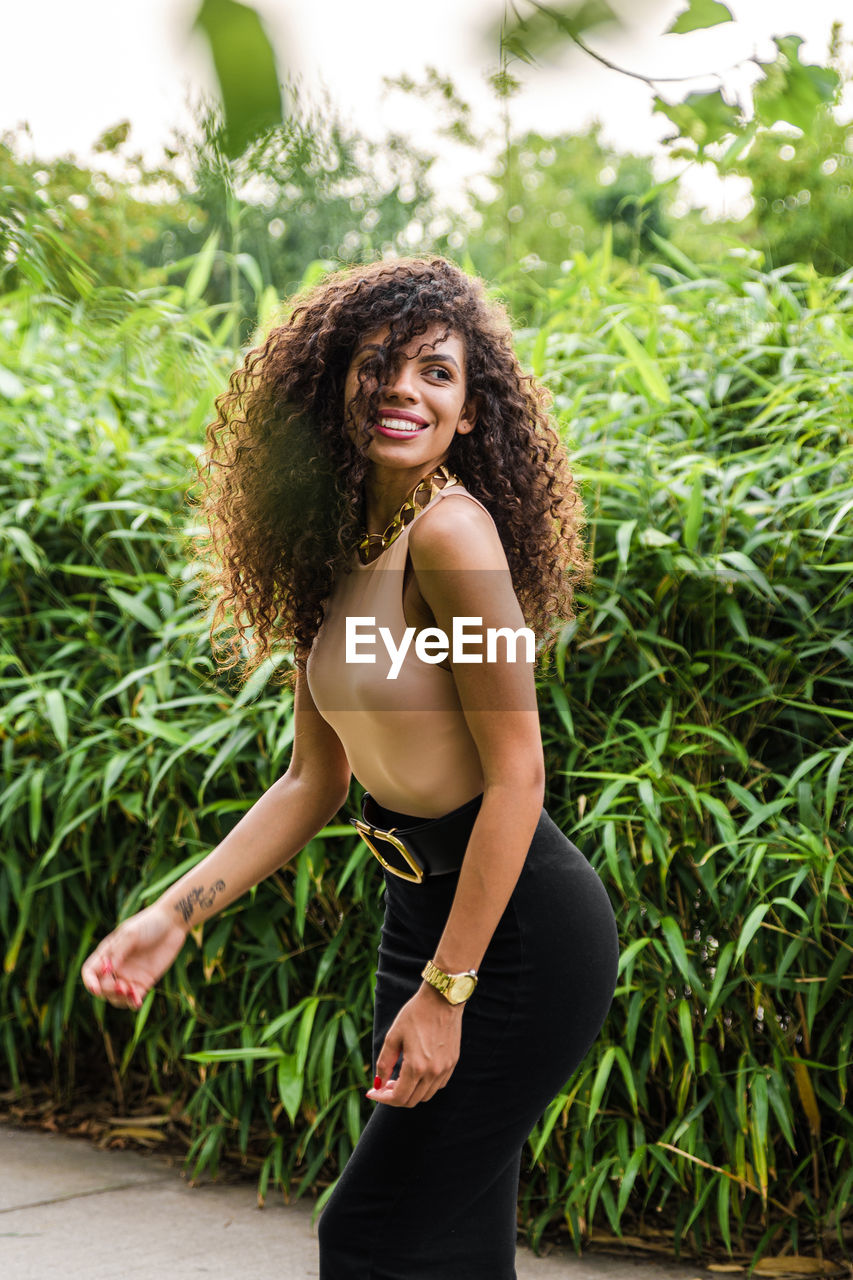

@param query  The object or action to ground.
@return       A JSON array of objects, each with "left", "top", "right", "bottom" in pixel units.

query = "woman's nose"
[{"left": 382, "top": 363, "right": 416, "bottom": 398}]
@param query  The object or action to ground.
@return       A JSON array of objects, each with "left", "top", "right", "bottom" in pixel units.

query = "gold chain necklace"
[{"left": 357, "top": 464, "right": 460, "bottom": 565}]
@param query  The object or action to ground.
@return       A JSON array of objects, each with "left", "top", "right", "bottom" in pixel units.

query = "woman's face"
[{"left": 343, "top": 322, "right": 476, "bottom": 475}]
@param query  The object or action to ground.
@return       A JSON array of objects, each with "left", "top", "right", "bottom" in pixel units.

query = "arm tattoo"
[{"left": 174, "top": 880, "right": 226, "bottom": 925}]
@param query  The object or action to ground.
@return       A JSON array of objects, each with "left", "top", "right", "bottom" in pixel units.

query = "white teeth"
[{"left": 379, "top": 417, "right": 425, "bottom": 433}]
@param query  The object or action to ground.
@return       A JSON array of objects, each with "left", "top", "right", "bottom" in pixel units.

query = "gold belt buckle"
[{"left": 351, "top": 818, "right": 424, "bottom": 884}]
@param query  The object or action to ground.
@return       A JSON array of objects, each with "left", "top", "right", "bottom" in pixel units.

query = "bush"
[
  {"left": 1, "top": 239, "right": 851, "bottom": 1262},
  {"left": 518, "top": 239, "right": 853, "bottom": 1258}
]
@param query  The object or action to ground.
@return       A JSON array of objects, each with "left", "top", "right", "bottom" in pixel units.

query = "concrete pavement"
[{"left": 0, "top": 1123, "right": 717, "bottom": 1279}]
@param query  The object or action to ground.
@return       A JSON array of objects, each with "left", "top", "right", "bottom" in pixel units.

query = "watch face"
[{"left": 449, "top": 974, "right": 477, "bottom": 1004}]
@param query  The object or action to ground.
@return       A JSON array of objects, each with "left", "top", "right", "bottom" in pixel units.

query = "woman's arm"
[
  {"left": 157, "top": 668, "right": 352, "bottom": 930},
  {"left": 368, "top": 498, "right": 546, "bottom": 1108},
  {"left": 82, "top": 668, "right": 351, "bottom": 1007}
]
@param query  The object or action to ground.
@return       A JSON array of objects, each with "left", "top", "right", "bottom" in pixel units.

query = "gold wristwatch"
[{"left": 421, "top": 960, "right": 478, "bottom": 1005}]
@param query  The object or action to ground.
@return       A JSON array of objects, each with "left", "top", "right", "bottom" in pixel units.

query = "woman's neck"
[{"left": 364, "top": 463, "right": 445, "bottom": 533}]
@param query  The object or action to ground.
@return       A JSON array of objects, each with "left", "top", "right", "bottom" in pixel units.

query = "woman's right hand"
[{"left": 81, "top": 902, "right": 188, "bottom": 1011}]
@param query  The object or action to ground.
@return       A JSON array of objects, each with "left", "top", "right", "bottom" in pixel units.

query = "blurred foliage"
[
  {"left": 179, "top": 0, "right": 843, "bottom": 183},
  {"left": 487, "top": 0, "right": 623, "bottom": 66},
  {"left": 721, "top": 26, "right": 853, "bottom": 278},
  {"left": 493, "top": 2, "right": 840, "bottom": 168},
  {"left": 164, "top": 98, "right": 440, "bottom": 339},
  {"left": 3, "top": 18, "right": 852, "bottom": 333},
  {"left": 0, "top": 124, "right": 191, "bottom": 296},
  {"left": 192, "top": 0, "right": 284, "bottom": 158},
  {"left": 463, "top": 124, "right": 671, "bottom": 290},
  {"left": 666, "top": 0, "right": 733, "bottom": 36},
  {"left": 1, "top": 221, "right": 851, "bottom": 1265},
  {"left": 1, "top": 88, "right": 443, "bottom": 344}
]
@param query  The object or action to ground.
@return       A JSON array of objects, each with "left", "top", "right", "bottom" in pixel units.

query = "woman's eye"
[{"left": 428, "top": 366, "right": 452, "bottom": 380}]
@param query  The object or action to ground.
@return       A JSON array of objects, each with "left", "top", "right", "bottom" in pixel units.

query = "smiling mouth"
[{"left": 374, "top": 417, "right": 429, "bottom": 437}]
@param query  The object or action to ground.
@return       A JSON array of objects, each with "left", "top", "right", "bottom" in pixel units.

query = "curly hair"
[{"left": 185, "top": 255, "right": 590, "bottom": 687}]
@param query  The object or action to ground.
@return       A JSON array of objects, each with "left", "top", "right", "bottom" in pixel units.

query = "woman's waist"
[
  {"left": 373, "top": 801, "right": 586, "bottom": 905},
  {"left": 346, "top": 731, "right": 485, "bottom": 821}
]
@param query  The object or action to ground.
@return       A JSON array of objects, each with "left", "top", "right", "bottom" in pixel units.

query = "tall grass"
[
  {"left": 1, "top": 236, "right": 850, "bottom": 1263},
  {"left": 521, "top": 237, "right": 853, "bottom": 1260}
]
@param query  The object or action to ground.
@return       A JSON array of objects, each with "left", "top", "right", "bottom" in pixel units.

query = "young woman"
[{"left": 82, "top": 257, "right": 619, "bottom": 1279}]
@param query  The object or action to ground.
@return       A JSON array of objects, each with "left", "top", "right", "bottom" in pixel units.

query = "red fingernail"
[
  {"left": 100, "top": 959, "right": 112, "bottom": 976},
  {"left": 373, "top": 1076, "right": 382, "bottom": 1090}
]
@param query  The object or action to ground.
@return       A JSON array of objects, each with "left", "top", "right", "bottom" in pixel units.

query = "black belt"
[{"left": 350, "top": 792, "right": 484, "bottom": 883}]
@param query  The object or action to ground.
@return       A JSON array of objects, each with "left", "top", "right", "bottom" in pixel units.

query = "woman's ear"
[{"left": 458, "top": 399, "right": 477, "bottom": 434}]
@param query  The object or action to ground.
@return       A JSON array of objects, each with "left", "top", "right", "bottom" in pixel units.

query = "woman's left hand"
[{"left": 366, "top": 984, "right": 464, "bottom": 1108}]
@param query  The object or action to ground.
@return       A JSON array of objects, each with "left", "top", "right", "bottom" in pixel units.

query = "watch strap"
[{"left": 421, "top": 960, "right": 478, "bottom": 1004}]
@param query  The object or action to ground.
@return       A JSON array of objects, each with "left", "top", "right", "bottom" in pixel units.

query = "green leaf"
[
  {"left": 293, "top": 848, "right": 312, "bottom": 941},
  {"left": 717, "top": 1175, "right": 732, "bottom": 1254},
  {"left": 614, "top": 1046, "right": 639, "bottom": 1113},
  {"left": 683, "top": 468, "right": 704, "bottom": 552},
  {"left": 653, "top": 90, "right": 741, "bottom": 157},
  {"left": 617, "top": 1145, "right": 646, "bottom": 1216},
  {"left": 753, "top": 36, "right": 840, "bottom": 134},
  {"left": 295, "top": 997, "right": 320, "bottom": 1074},
  {"left": 184, "top": 1047, "right": 281, "bottom": 1061},
  {"left": 705, "top": 941, "right": 735, "bottom": 1018},
  {"left": 346, "top": 1088, "right": 362, "bottom": 1146},
  {"left": 735, "top": 903, "right": 770, "bottom": 962},
  {"left": 750, "top": 1074, "right": 769, "bottom": 1200},
  {"left": 677, "top": 1000, "right": 695, "bottom": 1071},
  {"left": 489, "top": 1, "right": 621, "bottom": 66},
  {"left": 588, "top": 1046, "right": 616, "bottom": 1122},
  {"left": 105, "top": 587, "right": 162, "bottom": 632},
  {"left": 184, "top": 230, "right": 220, "bottom": 306},
  {"left": 616, "top": 519, "right": 636, "bottom": 570},
  {"left": 235, "top": 251, "right": 264, "bottom": 299},
  {"left": 660, "top": 916, "right": 691, "bottom": 985},
  {"left": 716, "top": 550, "right": 779, "bottom": 602},
  {"left": 300, "top": 259, "right": 336, "bottom": 290},
  {"left": 193, "top": 0, "right": 284, "bottom": 158},
  {"left": 645, "top": 230, "right": 703, "bottom": 280},
  {"left": 751, "top": 1072, "right": 768, "bottom": 1144},
  {"left": 666, "top": 0, "right": 733, "bottom": 35},
  {"left": 276, "top": 1052, "right": 303, "bottom": 1124},
  {"left": 43, "top": 690, "right": 68, "bottom": 751},
  {"left": 766, "top": 1070, "right": 796, "bottom": 1151},
  {"left": 825, "top": 742, "right": 853, "bottom": 826},
  {"left": 0, "top": 365, "right": 25, "bottom": 398},
  {"left": 612, "top": 322, "right": 671, "bottom": 403},
  {"left": 0, "top": 526, "right": 46, "bottom": 573},
  {"left": 639, "top": 527, "right": 677, "bottom": 547},
  {"left": 122, "top": 715, "right": 189, "bottom": 747},
  {"left": 120, "top": 989, "right": 155, "bottom": 1072},
  {"left": 28, "top": 768, "right": 45, "bottom": 844},
  {"left": 259, "top": 996, "right": 321, "bottom": 1046},
  {"left": 717, "top": 118, "right": 759, "bottom": 170},
  {"left": 531, "top": 325, "right": 548, "bottom": 378},
  {"left": 529, "top": 1092, "right": 567, "bottom": 1163},
  {"left": 616, "top": 936, "right": 652, "bottom": 981}
]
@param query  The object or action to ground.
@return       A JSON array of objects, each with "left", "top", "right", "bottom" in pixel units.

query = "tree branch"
[{"left": 528, "top": 2, "right": 761, "bottom": 88}]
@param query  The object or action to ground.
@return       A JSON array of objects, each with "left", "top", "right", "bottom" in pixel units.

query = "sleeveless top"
[{"left": 306, "top": 486, "right": 493, "bottom": 818}]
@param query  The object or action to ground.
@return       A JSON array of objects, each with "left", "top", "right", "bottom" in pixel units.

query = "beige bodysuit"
[{"left": 306, "top": 486, "right": 492, "bottom": 818}]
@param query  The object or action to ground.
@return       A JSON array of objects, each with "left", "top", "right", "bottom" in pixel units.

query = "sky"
[{"left": 2, "top": 0, "right": 851, "bottom": 219}]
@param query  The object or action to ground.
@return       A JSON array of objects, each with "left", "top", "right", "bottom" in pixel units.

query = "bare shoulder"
[{"left": 408, "top": 492, "right": 507, "bottom": 572}]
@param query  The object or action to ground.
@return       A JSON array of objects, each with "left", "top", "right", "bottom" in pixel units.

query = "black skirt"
[{"left": 317, "top": 804, "right": 619, "bottom": 1280}]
